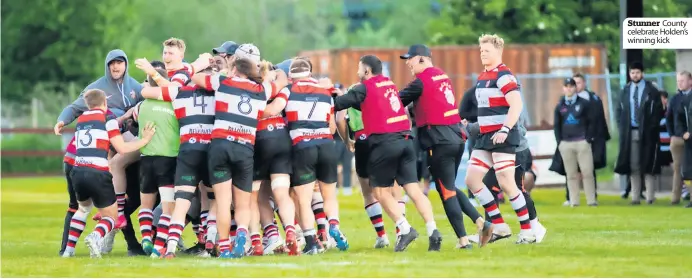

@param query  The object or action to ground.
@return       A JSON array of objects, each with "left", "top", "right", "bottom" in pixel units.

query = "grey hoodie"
[
  {"left": 58, "top": 49, "right": 143, "bottom": 124},
  {"left": 466, "top": 110, "right": 530, "bottom": 152}
]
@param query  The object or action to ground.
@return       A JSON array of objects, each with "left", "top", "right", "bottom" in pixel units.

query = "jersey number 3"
[{"left": 79, "top": 128, "right": 93, "bottom": 147}]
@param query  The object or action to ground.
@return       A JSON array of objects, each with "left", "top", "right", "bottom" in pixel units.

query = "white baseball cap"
[{"left": 235, "top": 44, "right": 261, "bottom": 64}]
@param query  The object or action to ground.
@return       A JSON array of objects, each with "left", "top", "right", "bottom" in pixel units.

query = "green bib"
[
  {"left": 347, "top": 108, "right": 364, "bottom": 132},
  {"left": 137, "top": 100, "right": 179, "bottom": 157}
]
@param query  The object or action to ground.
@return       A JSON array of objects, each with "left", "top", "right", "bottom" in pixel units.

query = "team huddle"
[{"left": 54, "top": 34, "right": 547, "bottom": 260}]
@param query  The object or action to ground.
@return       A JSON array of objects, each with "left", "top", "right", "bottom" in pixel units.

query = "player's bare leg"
[
  {"left": 247, "top": 181, "right": 263, "bottom": 256},
  {"left": 270, "top": 173, "right": 299, "bottom": 255}
]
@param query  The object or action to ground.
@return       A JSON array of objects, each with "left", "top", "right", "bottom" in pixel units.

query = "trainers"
[
  {"left": 115, "top": 215, "right": 127, "bottom": 229},
  {"left": 150, "top": 248, "right": 165, "bottom": 258},
  {"left": 533, "top": 222, "right": 547, "bottom": 243},
  {"left": 394, "top": 228, "right": 418, "bottom": 252},
  {"left": 455, "top": 242, "right": 473, "bottom": 249},
  {"left": 302, "top": 242, "right": 321, "bottom": 255},
  {"left": 263, "top": 235, "right": 284, "bottom": 255},
  {"left": 374, "top": 236, "right": 390, "bottom": 249},
  {"left": 328, "top": 224, "right": 349, "bottom": 251},
  {"left": 427, "top": 229, "right": 442, "bottom": 252},
  {"left": 285, "top": 231, "right": 300, "bottom": 256},
  {"left": 515, "top": 231, "right": 537, "bottom": 244},
  {"left": 84, "top": 232, "right": 103, "bottom": 259},
  {"left": 218, "top": 250, "right": 233, "bottom": 258},
  {"left": 249, "top": 242, "right": 263, "bottom": 256},
  {"left": 141, "top": 239, "right": 154, "bottom": 255},
  {"left": 101, "top": 228, "right": 118, "bottom": 254},
  {"left": 61, "top": 251, "right": 75, "bottom": 258},
  {"left": 230, "top": 230, "right": 247, "bottom": 259}
]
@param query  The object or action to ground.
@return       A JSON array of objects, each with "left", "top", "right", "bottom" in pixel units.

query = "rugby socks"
[
  {"left": 218, "top": 238, "right": 231, "bottom": 253},
  {"left": 285, "top": 224, "right": 296, "bottom": 235},
  {"left": 250, "top": 233, "right": 261, "bottom": 248},
  {"left": 509, "top": 193, "right": 531, "bottom": 233},
  {"left": 397, "top": 200, "right": 406, "bottom": 235},
  {"left": 395, "top": 218, "right": 411, "bottom": 235},
  {"left": 116, "top": 192, "right": 126, "bottom": 218},
  {"left": 312, "top": 193, "right": 328, "bottom": 236},
  {"left": 509, "top": 193, "right": 532, "bottom": 233},
  {"left": 199, "top": 210, "right": 209, "bottom": 242},
  {"left": 473, "top": 187, "right": 505, "bottom": 224},
  {"left": 137, "top": 209, "right": 154, "bottom": 243},
  {"left": 263, "top": 223, "right": 280, "bottom": 239},
  {"left": 166, "top": 221, "right": 185, "bottom": 254},
  {"left": 64, "top": 210, "right": 87, "bottom": 254},
  {"left": 365, "top": 202, "right": 386, "bottom": 237},
  {"left": 60, "top": 208, "right": 76, "bottom": 253},
  {"left": 206, "top": 216, "right": 217, "bottom": 244},
  {"left": 153, "top": 214, "right": 171, "bottom": 252},
  {"left": 425, "top": 221, "right": 437, "bottom": 237},
  {"left": 455, "top": 189, "right": 483, "bottom": 222},
  {"left": 94, "top": 216, "right": 115, "bottom": 238}
]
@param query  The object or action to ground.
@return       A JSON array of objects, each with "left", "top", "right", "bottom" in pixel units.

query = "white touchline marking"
[{"left": 84, "top": 259, "right": 412, "bottom": 268}]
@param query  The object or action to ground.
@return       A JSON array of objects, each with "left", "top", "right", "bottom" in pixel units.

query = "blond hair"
[
  {"left": 259, "top": 60, "right": 274, "bottom": 79},
  {"left": 163, "top": 37, "right": 186, "bottom": 52},
  {"left": 678, "top": 70, "right": 692, "bottom": 79},
  {"left": 478, "top": 34, "right": 505, "bottom": 49},
  {"left": 83, "top": 89, "right": 106, "bottom": 109}
]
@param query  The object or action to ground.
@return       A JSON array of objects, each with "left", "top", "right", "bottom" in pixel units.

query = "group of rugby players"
[{"left": 55, "top": 33, "right": 547, "bottom": 260}]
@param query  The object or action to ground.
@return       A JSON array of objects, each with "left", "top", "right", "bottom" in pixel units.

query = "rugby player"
[
  {"left": 191, "top": 53, "right": 287, "bottom": 258},
  {"left": 249, "top": 61, "right": 298, "bottom": 255},
  {"left": 335, "top": 85, "right": 392, "bottom": 249},
  {"left": 464, "top": 34, "right": 536, "bottom": 244},
  {"left": 67, "top": 89, "right": 155, "bottom": 258},
  {"left": 138, "top": 59, "right": 216, "bottom": 258},
  {"left": 399, "top": 45, "right": 492, "bottom": 248},
  {"left": 264, "top": 58, "right": 348, "bottom": 254},
  {"left": 332, "top": 55, "right": 441, "bottom": 252},
  {"left": 131, "top": 68, "right": 184, "bottom": 257}
]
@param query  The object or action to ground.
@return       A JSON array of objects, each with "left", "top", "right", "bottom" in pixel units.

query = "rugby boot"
[
  {"left": 394, "top": 228, "right": 418, "bottom": 252},
  {"left": 427, "top": 229, "right": 442, "bottom": 252}
]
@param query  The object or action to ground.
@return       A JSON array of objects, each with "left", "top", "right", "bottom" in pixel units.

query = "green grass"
[{"left": 1, "top": 177, "right": 690, "bottom": 277}]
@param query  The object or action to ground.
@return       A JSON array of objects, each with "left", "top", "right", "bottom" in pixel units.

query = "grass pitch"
[{"left": 1, "top": 177, "right": 690, "bottom": 277}]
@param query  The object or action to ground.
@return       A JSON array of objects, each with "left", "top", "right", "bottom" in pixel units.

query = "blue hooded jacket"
[{"left": 58, "top": 49, "right": 144, "bottom": 124}]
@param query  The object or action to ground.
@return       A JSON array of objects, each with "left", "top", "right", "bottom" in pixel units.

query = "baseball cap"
[
  {"left": 235, "top": 44, "right": 261, "bottom": 64},
  {"left": 563, "top": 78, "right": 576, "bottom": 86},
  {"left": 400, "top": 44, "right": 432, "bottom": 59},
  {"left": 212, "top": 41, "right": 238, "bottom": 55}
]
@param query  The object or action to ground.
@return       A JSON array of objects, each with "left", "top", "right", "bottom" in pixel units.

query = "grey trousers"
[{"left": 629, "top": 130, "right": 655, "bottom": 202}]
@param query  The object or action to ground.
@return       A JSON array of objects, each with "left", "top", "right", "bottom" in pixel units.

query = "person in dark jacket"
[
  {"left": 614, "top": 62, "right": 664, "bottom": 205},
  {"left": 554, "top": 78, "right": 598, "bottom": 206},
  {"left": 667, "top": 71, "right": 692, "bottom": 204},
  {"left": 674, "top": 89, "right": 692, "bottom": 208}
]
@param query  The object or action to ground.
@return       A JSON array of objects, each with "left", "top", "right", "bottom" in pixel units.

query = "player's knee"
[
  {"left": 174, "top": 190, "right": 196, "bottom": 202},
  {"left": 160, "top": 187, "right": 175, "bottom": 203},
  {"left": 78, "top": 204, "right": 93, "bottom": 214},
  {"left": 271, "top": 176, "right": 290, "bottom": 190}
]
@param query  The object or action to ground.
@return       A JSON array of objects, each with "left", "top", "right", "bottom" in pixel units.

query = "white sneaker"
[
  {"left": 100, "top": 228, "right": 118, "bottom": 254},
  {"left": 374, "top": 236, "right": 390, "bottom": 248},
  {"left": 562, "top": 200, "right": 571, "bottom": 206},
  {"left": 515, "top": 230, "right": 537, "bottom": 244},
  {"left": 533, "top": 222, "right": 547, "bottom": 243},
  {"left": 61, "top": 251, "right": 75, "bottom": 258},
  {"left": 493, "top": 223, "right": 512, "bottom": 236},
  {"left": 84, "top": 232, "right": 103, "bottom": 258},
  {"left": 263, "top": 235, "right": 284, "bottom": 255}
]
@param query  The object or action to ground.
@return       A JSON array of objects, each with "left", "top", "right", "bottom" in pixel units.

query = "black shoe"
[
  {"left": 184, "top": 242, "right": 205, "bottom": 255},
  {"left": 630, "top": 201, "right": 641, "bottom": 205},
  {"left": 621, "top": 192, "right": 629, "bottom": 199},
  {"left": 488, "top": 233, "right": 512, "bottom": 243},
  {"left": 427, "top": 229, "right": 442, "bottom": 252},
  {"left": 457, "top": 243, "right": 473, "bottom": 249},
  {"left": 302, "top": 243, "right": 321, "bottom": 255},
  {"left": 647, "top": 200, "right": 654, "bottom": 205},
  {"left": 127, "top": 246, "right": 147, "bottom": 257},
  {"left": 394, "top": 228, "right": 418, "bottom": 252}
]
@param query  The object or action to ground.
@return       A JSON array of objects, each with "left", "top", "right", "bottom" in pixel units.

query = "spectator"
[
  {"left": 667, "top": 71, "right": 692, "bottom": 204},
  {"left": 553, "top": 78, "right": 597, "bottom": 206},
  {"left": 614, "top": 62, "right": 664, "bottom": 205}
]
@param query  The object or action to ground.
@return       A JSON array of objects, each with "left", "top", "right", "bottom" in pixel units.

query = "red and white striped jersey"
[
  {"left": 475, "top": 64, "right": 520, "bottom": 134},
  {"left": 73, "top": 109, "right": 121, "bottom": 172},
  {"left": 278, "top": 79, "right": 334, "bottom": 148},
  {"left": 167, "top": 63, "right": 195, "bottom": 87},
  {"left": 161, "top": 85, "right": 215, "bottom": 151},
  {"left": 204, "top": 74, "right": 276, "bottom": 148}
]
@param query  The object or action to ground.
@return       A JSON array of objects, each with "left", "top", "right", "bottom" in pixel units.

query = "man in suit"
[{"left": 614, "top": 62, "right": 665, "bottom": 205}]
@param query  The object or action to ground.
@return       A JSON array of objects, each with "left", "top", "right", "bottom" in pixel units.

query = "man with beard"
[{"left": 614, "top": 62, "right": 664, "bottom": 205}]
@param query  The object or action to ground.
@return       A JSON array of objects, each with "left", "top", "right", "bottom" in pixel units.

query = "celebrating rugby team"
[{"left": 54, "top": 34, "right": 547, "bottom": 259}]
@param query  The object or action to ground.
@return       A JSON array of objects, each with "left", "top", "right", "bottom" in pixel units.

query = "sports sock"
[
  {"left": 166, "top": 221, "right": 185, "bottom": 253},
  {"left": 137, "top": 209, "right": 154, "bottom": 243},
  {"left": 312, "top": 194, "right": 327, "bottom": 236},
  {"left": 116, "top": 192, "right": 126, "bottom": 218},
  {"left": 60, "top": 209, "right": 76, "bottom": 253},
  {"left": 64, "top": 210, "right": 87, "bottom": 254},
  {"left": 425, "top": 221, "right": 437, "bottom": 237},
  {"left": 473, "top": 187, "right": 505, "bottom": 224},
  {"left": 509, "top": 193, "right": 532, "bottom": 233},
  {"left": 153, "top": 214, "right": 170, "bottom": 252},
  {"left": 94, "top": 216, "right": 115, "bottom": 238},
  {"left": 365, "top": 202, "right": 386, "bottom": 237},
  {"left": 395, "top": 217, "right": 411, "bottom": 235}
]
